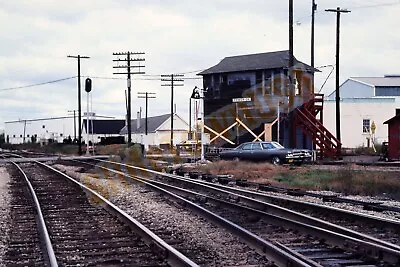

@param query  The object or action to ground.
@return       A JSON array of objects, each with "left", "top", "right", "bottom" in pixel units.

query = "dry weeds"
[
  {"left": 196, "top": 160, "right": 287, "bottom": 185},
  {"left": 192, "top": 161, "right": 400, "bottom": 199}
]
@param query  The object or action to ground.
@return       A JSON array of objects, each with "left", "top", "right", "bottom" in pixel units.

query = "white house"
[
  {"left": 4, "top": 116, "right": 75, "bottom": 144},
  {"left": 323, "top": 75, "right": 400, "bottom": 148},
  {"left": 119, "top": 113, "right": 190, "bottom": 148}
]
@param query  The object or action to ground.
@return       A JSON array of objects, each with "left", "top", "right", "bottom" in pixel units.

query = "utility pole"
[
  {"left": 138, "top": 92, "right": 156, "bottom": 135},
  {"left": 161, "top": 74, "right": 184, "bottom": 149},
  {"left": 189, "top": 97, "right": 192, "bottom": 139},
  {"left": 113, "top": 52, "right": 145, "bottom": 146},
  {"left": 311, "top": 0, "right": 317, "bottom": 68},
  {"left": 288, "top": 0, "right": 295, "bottom": 147},
  {"left": 22, "top": 120, "right": 27, "bottom": 143},
  {"left": 68, "top": 55, "right": 90, "bottom": 155},
  {"left": 67, "top": 110, "right": 78, "bottom": 142},
  {"left": 325, "top": 7, "right": 351, "bottom": 143}
]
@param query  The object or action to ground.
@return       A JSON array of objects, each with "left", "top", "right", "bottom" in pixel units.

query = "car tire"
[
  {"left": 233, "top": 156, "right": 240, "bottom": 162},
  {"left": 271, "top": 156, "right": 281, "bottom": 165}
]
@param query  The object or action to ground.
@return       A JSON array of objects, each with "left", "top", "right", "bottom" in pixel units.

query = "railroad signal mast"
[
  {"left": 113, "top": 52, "right": 145, "bottom": 146},
  {"left": 84, "top": 78, "right": 92, "bottom": 155}
]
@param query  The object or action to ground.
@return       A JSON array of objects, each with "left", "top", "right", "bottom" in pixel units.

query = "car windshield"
[
  {"left": 234, "top": 144, "right": 243, "bottom": 150},
  {"left": 271, "top": 142, "right": 284, "bottom": 148}
]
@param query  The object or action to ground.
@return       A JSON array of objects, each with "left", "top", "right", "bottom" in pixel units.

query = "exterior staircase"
[{"left": 294, "top": 94, "right": 341, "bottom": 159}]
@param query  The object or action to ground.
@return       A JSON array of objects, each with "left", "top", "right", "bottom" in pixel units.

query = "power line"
[
  {"left": 88, "top": 76, "right": 201, "bottom": 80},
  {"left": 0, "top": 76, "right": 76, "bottom": 91},
  {"left": 0, "top": 75, "right": 201, "bottom": 92},
  {"left": 141, "top": 68, "right": 206, "bottom": 77},
  {"left": 350, "top": 1, "right": 400, "bottom": 9},
  {"left": 296, "top": 1, "right": 399, "bottom": 24}
]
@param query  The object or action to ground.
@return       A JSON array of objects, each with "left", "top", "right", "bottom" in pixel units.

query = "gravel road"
[{"left": 0, "top": 166, "right": 10, "bottom": 267}]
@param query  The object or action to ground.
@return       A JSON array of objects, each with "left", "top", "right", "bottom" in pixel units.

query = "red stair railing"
[{"left": 295, "top": 95, "right": 341, "bottom": 159}]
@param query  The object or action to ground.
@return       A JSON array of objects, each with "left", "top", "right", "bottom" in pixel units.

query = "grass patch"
[
  {"left": 331, "top": 167, "right": 400, "bottom": 198},
  {"left": 273, "top": 169, "right": 334, "bottom": 189}
]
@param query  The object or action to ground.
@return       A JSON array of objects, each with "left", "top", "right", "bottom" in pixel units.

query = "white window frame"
[{"left": 362, "top": 118, "right": 371, "bottom": 134}]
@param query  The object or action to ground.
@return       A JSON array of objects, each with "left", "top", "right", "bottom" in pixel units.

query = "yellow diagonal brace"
[
  {"left": 253, "top": 130, "right": 265, "bottom": 142},
  {"left": 204, "top": 123, "right": 236, "bottom": 145},
  {"left": 236, "top": 118, "right": 262, "bottom": 141}
]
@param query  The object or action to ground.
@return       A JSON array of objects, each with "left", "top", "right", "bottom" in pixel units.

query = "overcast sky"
[{"left": 1, "top": 0, "right": 399, "bottom": 131}]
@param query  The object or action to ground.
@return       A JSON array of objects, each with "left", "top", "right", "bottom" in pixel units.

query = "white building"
[
  {"left": 323, "top": 75, "right": 400, "bottom": 148},
  {"left": 4, "top": 116, "right": 75, "bottom": 144},
  {"left": 119, "top": 113, "right": 190, "bottom": 148}
]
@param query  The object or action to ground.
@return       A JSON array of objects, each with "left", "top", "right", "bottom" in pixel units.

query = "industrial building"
[
  {"left": 4, "top": 116, "right": 75, "bottom": 144},
  {"left": 324, "top": 75, "right": 400, "bottom": 148},
  {"left": 5, "top": 116, "right": 126, "bottom": 145}
]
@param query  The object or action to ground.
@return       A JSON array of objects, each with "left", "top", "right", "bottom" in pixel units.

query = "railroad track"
[
  {"left": 2, "top": 158, "right": 197, "bottom": 266},
  {"left": 168, "top": 168, "right": 400, "bottom": 245},
  {"left": 171, "top": 167, "right": 400, "bottom": 214},
  {"left": 70, "top": 158, "right": 400, "bottom": 266},
  {"left": 3, "top": 154, "right": 320, "bottom": 266}
]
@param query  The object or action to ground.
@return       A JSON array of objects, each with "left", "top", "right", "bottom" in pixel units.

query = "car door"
[
  {"left": 261, "top": 142, "right": 275, "bottom": 161},
  {"left": 250, "top": 143, "right": 263, "bottom": 161},
  {"left": 240, "top": 143, "right": 253, "bottom": 160}
]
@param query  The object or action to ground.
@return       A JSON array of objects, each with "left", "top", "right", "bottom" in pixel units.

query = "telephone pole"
[
  {"left": 161, "top": 74, "right": 184, "bottom": 148},
  {"left": 325, "top": 7, "right": 351, "bottom": 143},
  {"left": 68, "top": 54, "right": 90, "bottom": 155},
  {"left": 67, "top": 109, "right": 78, "bottom": 142},
  {"left": 311, "top": 0, "right": 317, "bottom": 68},
  {"left": 113, "top": 52, "right": 145, "bottom": 145},
  {"left": 288, "top": 0, "right": 295, "bottom": 148},
  {"left": 137, "top": 92, "right": 156, "bottom": 135}
]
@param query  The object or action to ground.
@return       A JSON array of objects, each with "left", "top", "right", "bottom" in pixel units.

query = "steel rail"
[
  {"left": 90, "top": 159, "right": 400, "bottom": 264},
  {"left": 36, "top": 161, "right": 199, "bottom": 267},
  {"left": 72, "top": 159, "right": 321, "bottom": 267},
  {"left": 182, "top": 172, "right": 400, "bottom": 227},
  {"left": 144, "top": 178, "right": 400, "bottom": 265},
  {"left": 93, "top": 160, "right": 400, "bottom": 265},
  {"left": 0, "top": 152, "right": 108, "bottom": 163},
  {"left": 10, "top": 162, "right": 59, "bottom": 267},
  {"left": 82, "top": 159, "right": 400, "bottom": 265},
  {"left": 99, "top": 159, "right": 400, "bottom": 253}
]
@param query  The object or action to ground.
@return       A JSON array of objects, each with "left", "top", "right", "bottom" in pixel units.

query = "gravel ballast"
[
  {"left": 54, "top": 164, "right": 269, "bottom": 266},
  {"left": 0, "top": 166, "right": 11, "bottom": 267},
  {"left": 264, "top": 190, "right": 400, "bottom": 221}
]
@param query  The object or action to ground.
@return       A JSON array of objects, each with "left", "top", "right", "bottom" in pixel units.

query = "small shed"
[{"left": 383, "top": 114, "right": 400, "bottom": 160}]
